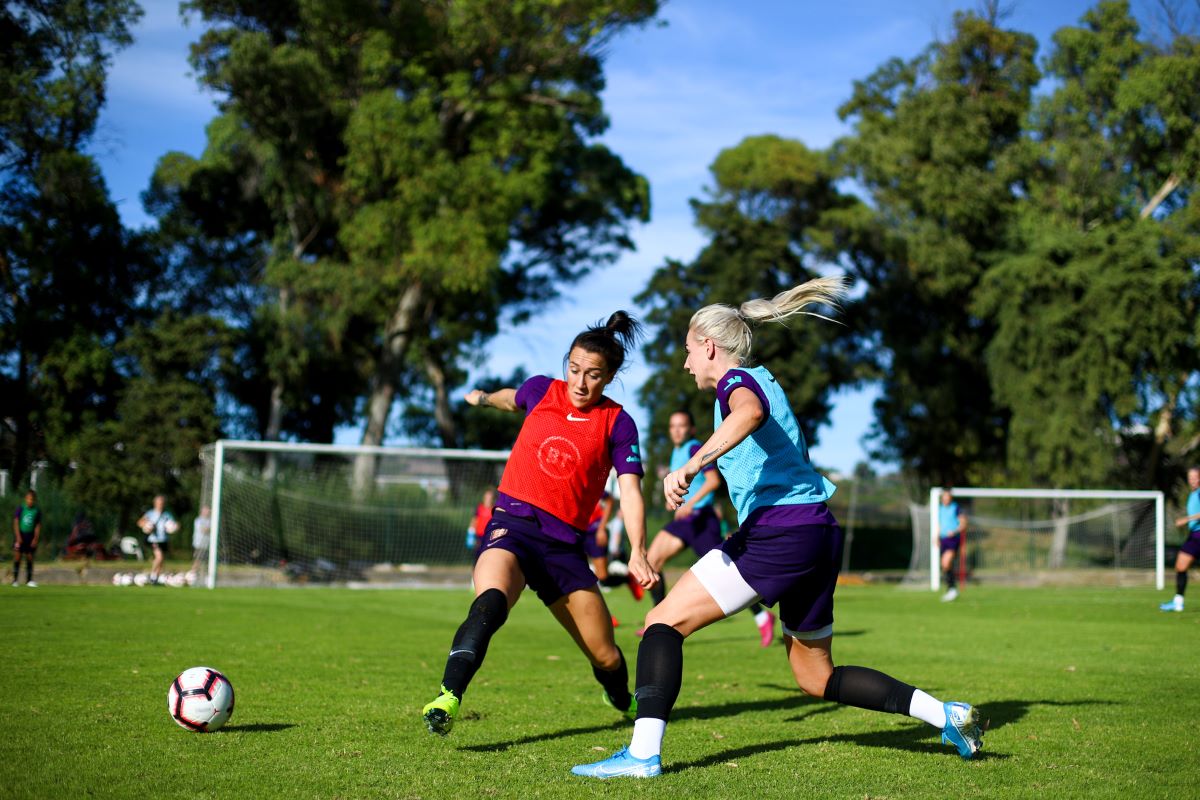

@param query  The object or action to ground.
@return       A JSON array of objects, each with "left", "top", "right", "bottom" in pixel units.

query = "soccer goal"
[
  {"left": 905, "top": 487, "right": 1165, "bottom": 591},
  {"left": 198, "top": 440, "right": 509, "bottom": 589}
]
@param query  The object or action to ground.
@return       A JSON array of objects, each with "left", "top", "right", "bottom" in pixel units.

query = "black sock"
[
  {"left": 823, "top": 666, "right": 916, "bottom": 715},
  {"left": 649, "top": 574, "right": 666, "bottom": 605},
  {"left": 944, "top": 568, "right": 957, "bottom": 589},
  {"left": 12, "top": 561, "right": 18, "bottom": 582},
  {"left": 593, "top": 646, "right": 632, "bottom": 711},
  {"left": 441, "top": 588, "right": 508, "bottom": 698},
  {"left": 749, "top": 602, "right": 764, "bottom": 615},
  {"left": 1177, "top": 570, "right": 1188, "bottom": 597},
  {"left": 634, "top": 623, "right": 684, "bottom": 721},
  {"left": 599, "top": 572, "right": 626, "bottom": 588},
  {"left": 25, "top": 561, "right": 32, "bottom": 581}
]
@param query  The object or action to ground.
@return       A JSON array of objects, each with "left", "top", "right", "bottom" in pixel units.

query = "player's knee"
[{"left": 590, "top": 645, "right": 622, "bottom": 672}]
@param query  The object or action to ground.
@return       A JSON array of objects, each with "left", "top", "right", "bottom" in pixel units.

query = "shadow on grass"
[
  {"left": 460, "top": 720, "right": 628, "bottom": 753},
  {"left": 218, "top": 722, "right": 296, "bottom": 733},
  {"left": 666, "top": 697, "right": 1111, "bottom": 772},
  {"left": 667, "top": 723, "right": 1011, "bottom": 774},
  {"left": 977, "top": 697, "right": 1112, "bottom": 732}
]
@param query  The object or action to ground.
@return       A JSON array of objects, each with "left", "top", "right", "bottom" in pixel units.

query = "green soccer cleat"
[
  {"left": 422, "top": 685, "right": 460, "bottom": 736},
  {"left": 602, "top": 690, "right": 638, "bottom": 722}
]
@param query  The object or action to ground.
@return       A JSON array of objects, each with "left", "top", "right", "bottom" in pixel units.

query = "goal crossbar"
[{"left": 927, "top": 487, "right": 1165, "bottom": 591}]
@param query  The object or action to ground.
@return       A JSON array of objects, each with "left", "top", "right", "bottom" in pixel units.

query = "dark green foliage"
[
  {"left": 637, "top": 135, "right": 860, "bottom": 468},
  {"left": 833, "top": 9, "right": 1040, "bottom": 488}
]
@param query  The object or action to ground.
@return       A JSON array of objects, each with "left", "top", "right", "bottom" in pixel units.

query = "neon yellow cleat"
[{"left": 422, "top": 685, "right": 460, "bottom": 736}]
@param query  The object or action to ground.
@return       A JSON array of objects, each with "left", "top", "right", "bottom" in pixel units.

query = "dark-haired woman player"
[
  {"left": 573, "top": 278, "right": 983, "bottom": 779},
  {"left": 422, "top": 312, "right": 658, "bottom": 736}
]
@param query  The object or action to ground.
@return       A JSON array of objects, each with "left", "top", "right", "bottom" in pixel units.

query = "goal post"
[
  {"left": 926, "top": 487, "right": 1165, "bottom": 591},
  {"left": 200, "top": 440, "right": 510, "bottom": 589}
]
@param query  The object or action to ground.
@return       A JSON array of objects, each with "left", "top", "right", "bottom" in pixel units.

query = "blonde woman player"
[
  {"left": 573, "top": 277, "right": 984, "bottom": 779},
  {"left": 421, "top": 312, "right": 657, "bottom": 736}
]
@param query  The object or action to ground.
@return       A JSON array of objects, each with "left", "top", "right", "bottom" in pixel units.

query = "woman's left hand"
[{"left": 627, "top": 549, "right": 659, "bottom": 589}]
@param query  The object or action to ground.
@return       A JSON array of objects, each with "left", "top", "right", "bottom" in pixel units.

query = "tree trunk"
[
  {"left": 12, "top": 343, "right": 30, "bottom": 489},
  {"left": 1048, "top": 497, "right": 1070, "bottom": 569},
  {"left": 353, "top": 282, "right": 425, "bottom": 495},
  {"left": 262, "top": 286, "right": 291, "bottom": 481},
  {"left": 1144, "top": 392, "right": 1176, "bottom": 489},
  {"left": 1140, "top": 173, "right": 1180, "bottom": 219}
]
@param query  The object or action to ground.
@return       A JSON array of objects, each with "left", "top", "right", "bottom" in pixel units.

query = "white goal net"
[
  {"left": 904, "top": 488, "right": 1165, "bottom": 590},
  {"left": 198, "top": 441, "right": 508, "bottom": 588}
]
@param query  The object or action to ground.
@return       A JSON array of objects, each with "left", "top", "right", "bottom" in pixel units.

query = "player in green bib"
[{"left": 12, "top": 490, "right": 42, "bottom": 587}]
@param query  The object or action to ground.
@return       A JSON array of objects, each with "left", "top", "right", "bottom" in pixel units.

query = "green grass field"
[{"left": 2, "top": 583, "right": 1197, "bottom": 799}]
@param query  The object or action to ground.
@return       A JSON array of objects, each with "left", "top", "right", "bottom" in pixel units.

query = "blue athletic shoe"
[
  {"left": 571, "top": 747, "right": 662, "bottom": 779},
  {"left": 941, "top": 701, "right": 983, "bottom": 760},
  {"left": 1160, "top": 600, "right": 1183, "bottom": 612}
]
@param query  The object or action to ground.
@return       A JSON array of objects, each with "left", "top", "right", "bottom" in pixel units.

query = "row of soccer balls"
[
  {"left": 112, "top": 571, "right": 201, "bottom": 587},
  {"left": 169, "top": 667, "right": 235, "bottom": 732}
]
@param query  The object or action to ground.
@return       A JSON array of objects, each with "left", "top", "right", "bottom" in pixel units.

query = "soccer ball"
[
  {"left": 168, "top": 667, "right": 235, "bottom": 732},
  {"left": 165, "top": 519, "right": 180, "bottom": 535}
]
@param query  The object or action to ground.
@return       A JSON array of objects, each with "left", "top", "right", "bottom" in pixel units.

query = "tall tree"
[
  {"left": 0, "top": 0, "right": 146, "bottom": 484},
  {"left": 637, "top": 135, "right": 860, "bottom": 470},
  {"left": 167, "top": 0, "right": 654, "bottom": 492},
  {"left": 834, "top": 8, "right": 1040, "bottom": 487},
  {"left": 975, "top": 0, "right": 1200, "bottom": 489}
]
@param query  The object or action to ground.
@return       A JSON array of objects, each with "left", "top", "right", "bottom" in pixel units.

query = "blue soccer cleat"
[
  {"left": 941, "top": 701, "right": 983, "bottom": 760},
  {"left": 571, "top": 747, "right": 662, "bottom": 779},
  {"left": 1160, "top": 600, "right": 1183, "bottom": 612}
]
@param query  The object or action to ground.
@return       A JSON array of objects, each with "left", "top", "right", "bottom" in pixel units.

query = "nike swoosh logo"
[{"left": 566, "top": 413, "right": 589, "bottom": 422}]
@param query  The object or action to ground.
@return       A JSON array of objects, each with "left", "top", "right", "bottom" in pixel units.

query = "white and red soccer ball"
[{"left": 168, "top": 667, "right": 235, "bottom": 732}]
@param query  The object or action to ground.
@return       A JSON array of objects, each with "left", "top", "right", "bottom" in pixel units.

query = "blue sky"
[{"left": 93, "top": 0, "right": 1113, "bottom": 472}]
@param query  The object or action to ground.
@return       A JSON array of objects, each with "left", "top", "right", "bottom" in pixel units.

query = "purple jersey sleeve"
[
  {"left": 609, "top": 410, "right": 645, "bottom": 477},
  {"left": 716, "top": 368, "right": 771, "bottom": 424},
  {"left": 513, "top": 375, "right": 554, "bottom": 414},
  {"left": 687, "top": 441, "right": 717, "bottom": 473}
]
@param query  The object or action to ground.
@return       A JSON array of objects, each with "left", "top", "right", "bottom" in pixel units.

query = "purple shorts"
[
  {"left": 1181, "top": 531, "right": 1200, "bottom": 558},
  {"left": 14, "top": 535, "right": 36, "bottom": 554},
  {"left": 719, "top": 508, "right": 843, "bottom": 635},
  {"left": 478, "top": 510, "right": 597, "bottom": 605},
  {"left": 662, "top": 506, "right": 723, "bottom": 557},
  {"left": 939, "top": 535, "right": 962, "bottom": 555},
  {"left": 583, "top": 523, "right": 607, "bottom": 559}
]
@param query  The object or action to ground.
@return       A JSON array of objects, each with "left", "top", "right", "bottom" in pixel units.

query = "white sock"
[
  {"left": 1174, "top": 594, "right": 1185, "bottom": 606},
  {"left": 628, "top": 718, "right": 666, "bottom": 759},
  {"left": 909, "top": 689, "right": 947, "bottom": 729},
  {"left": 754, "top": 609, "right": 771, "bottom": 626}
]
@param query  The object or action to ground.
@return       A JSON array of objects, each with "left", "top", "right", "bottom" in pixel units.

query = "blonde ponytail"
[{"left": 689, "top": 275, "right": 848, "bottom": 365}]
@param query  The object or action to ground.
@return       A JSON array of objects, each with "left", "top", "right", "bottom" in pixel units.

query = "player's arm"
[
  {"left": 665, "top": 387, "right": 763, "bottom": 510},
  {"left": 617, "top": 472, "right": 657, "bottom": 589},
  {"left": 1175, "top": 511, "right": 1200, "bottom": 527},
  {"left": 675, "top": 468, "right": 721, "bottom": 519},
  {"left": 32, "top": 515, "right": 40, "bottom": 548},
  {"left": 956, "top": 511, "right": 968, "bottom": 535},
  {"left": 464, "top": 387, "right": 518, "bottom": 413},
  {"left": 11, "top": 514, "right": 17, "bottom": 547}
]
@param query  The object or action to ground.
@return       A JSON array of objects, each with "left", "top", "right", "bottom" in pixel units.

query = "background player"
[
  {"left": 938, "top": 488, "right": 967, "bottom": 602},
  {"left": 421, "top": 312, "right": 657, "bottom": 736},
  {"left": 1161, "top": 466, "right": 1200, "bottom": 612},
  {"left": 12, "top": 489, "right": 41, "bottom": 587},
  {"left": 641, "top": 410, "right": 775, "bottom": 645},
  {"left": 573, "top": 277, "right": 983, "bottom": 779}
]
